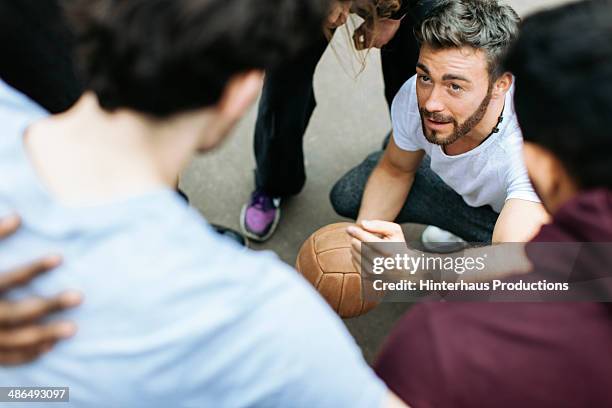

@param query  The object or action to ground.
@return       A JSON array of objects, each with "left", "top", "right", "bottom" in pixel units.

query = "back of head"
[
  {"left": 415, "top": 0, "right": 520, "bottom": 79},
  {"left": 505, "top": 0, "right": 612, "bottom": 190},
  {"left": 63, "top": 0, "right": 330, "bottom": 118}
]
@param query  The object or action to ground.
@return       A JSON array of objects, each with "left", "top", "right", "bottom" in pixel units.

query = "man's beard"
[{"left": 419, "top": 87, "right": 493, "bottom": 146}]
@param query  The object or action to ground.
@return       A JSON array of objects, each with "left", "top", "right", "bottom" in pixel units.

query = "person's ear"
[
  {"left": 492, "top": 72, "right": 513, "bottom": 99},
  {"left": 217, "top": 70, "right": 264, "bottom": 121}
]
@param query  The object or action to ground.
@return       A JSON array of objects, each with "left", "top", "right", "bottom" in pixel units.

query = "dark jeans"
[
  {"left": 253, "top": 35, "right": 328, "bottom": 197},
  {"left": 254, "top": 16, "right": 420, "bottom": 198},
  {"left": 330, "top": 152, "right": 499, "bottom": 243}
]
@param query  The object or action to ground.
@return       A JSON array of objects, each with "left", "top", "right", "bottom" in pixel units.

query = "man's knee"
[
  {"left": 330, "top": 152, "right": 382, "bottom": 220},
  {"left": 329, "top": 174, "right": 362, "bottom": 220}
]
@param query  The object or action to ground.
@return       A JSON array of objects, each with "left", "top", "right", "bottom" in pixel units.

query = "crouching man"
[{"left": 331, "top": 0, "right": 549, "bottom": 245}]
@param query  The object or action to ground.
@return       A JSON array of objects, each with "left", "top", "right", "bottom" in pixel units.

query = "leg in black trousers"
[
  {"left": 254, "top": 36, "right": 330, "bottom": 198},
  {"left": 242, "top": 35, "right": 329, "bottom": 241},
  {"left": 245, "top": 17, "right": 420, "bottom": 241},
  {"left": 380, "top": 12, "right": 420, "bottom": 108}
]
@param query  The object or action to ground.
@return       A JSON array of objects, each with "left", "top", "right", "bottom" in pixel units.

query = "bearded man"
[{"left": 331, "top": 0, "right": 549, "bottom": 245}]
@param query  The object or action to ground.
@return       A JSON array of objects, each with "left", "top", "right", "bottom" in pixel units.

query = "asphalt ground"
[{"left": 180, "top": 0, "right": 572, "bottom": 362}]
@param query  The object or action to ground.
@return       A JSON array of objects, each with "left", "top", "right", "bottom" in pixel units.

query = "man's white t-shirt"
[{"left": 391, "top": 75, "right": 539, "bottom": 213}]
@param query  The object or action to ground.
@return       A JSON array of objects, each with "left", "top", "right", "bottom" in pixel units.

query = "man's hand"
[
  {"left": 347, "top": 220, "right": 406, "bottom": 273},
  {"left": 327, "top": 1, "right": 351, "bottom": 29},
  {"left": 353, "top": 17, "right": 402, "bottom": 50},
  {"left": 0, "top": 215, "right": 81, "bottom": 366}
]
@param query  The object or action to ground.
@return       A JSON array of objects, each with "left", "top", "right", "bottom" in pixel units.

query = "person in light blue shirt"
[{"left": 0, "top": 0, "right": 407, "bottom": 407}]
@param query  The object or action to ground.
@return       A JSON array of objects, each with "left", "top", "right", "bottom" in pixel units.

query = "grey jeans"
[{"left": 329, "top": 152, "right": 499, "bottom": 243}]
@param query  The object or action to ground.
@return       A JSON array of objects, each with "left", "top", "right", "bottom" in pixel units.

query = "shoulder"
[
  {"left": 117, "top": 201, "right": 339, "bottom": 317},
  {"left": 0, "top": 81, "right": 48, "bottom": 200},
  {"left": 391, "top": 75, "right": 418, "bottom": 114},
  {"left": 0, "top": 79, "right": 48, "bottom": 151},
  {"left": 391, "top": 76, "right": 428, "bottom": 152},
  {"left": 492, "top": 113, "right": 538, "bottom": 200},
  {"left": 496, "top": 82, "right": 523, "bottom": 153},
  {"left": 375, "top": 303, "right": 452, "bottom": 406},
  {"left": 491, "top": 88, "right": 529, "bottom": 180},
  {"left": 123, "top": 202, "right": 291, "bottom": 289},
  {"left": 122, "top": 207, "right": 386, "bottom": 406},
  {"left": 0, "top": 79, "right": 47, "bottom": 119}
]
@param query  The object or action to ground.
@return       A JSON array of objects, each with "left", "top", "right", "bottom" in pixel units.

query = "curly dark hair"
[
  {"left": 505, "top": 0, "right": 612, "bottom": 189},
  {"left": 416, "top": 0, "right": 520, "bottom": 79},
  {"left": 63, "top": 0, "right": 330, "bottom": 117}
]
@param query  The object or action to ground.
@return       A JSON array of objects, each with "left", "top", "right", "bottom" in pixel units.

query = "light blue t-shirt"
[{"left": 0, "top": 80, "right": 386, "bottom": 408}]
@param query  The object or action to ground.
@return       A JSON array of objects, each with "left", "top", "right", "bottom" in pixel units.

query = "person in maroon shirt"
[{"left": 374, "top": 1, "right": 612, "bottom": 407}]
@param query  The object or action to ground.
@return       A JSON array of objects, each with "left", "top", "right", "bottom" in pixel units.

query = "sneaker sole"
[
  {"left": 421, "top": 228, "right": 468, "bottom": 254},
  {"left": 239, "top": 205, "right": 281, "bottom": 243}
]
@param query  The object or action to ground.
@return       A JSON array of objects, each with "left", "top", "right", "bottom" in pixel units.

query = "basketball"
[{"left": 296, "top": 222, "right": 379, "bottom": 318}]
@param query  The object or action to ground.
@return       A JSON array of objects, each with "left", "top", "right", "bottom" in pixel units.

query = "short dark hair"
[
  {"left": 64, "top": 0, "right": 330, "bottom": 117},
  {"left": 415, "top": 0, "right": 520, "bottom": 79},
  {"left": 504, "top": 0, "right": 612, "bottom": 189}
]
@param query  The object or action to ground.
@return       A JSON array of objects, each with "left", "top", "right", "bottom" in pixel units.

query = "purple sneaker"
[{"left": 240, "top": 190, "right": 281, "bottom": 242}]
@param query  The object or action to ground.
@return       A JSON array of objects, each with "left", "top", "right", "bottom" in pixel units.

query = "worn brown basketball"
[{"left": 296, "top": 223, "right": 379, "bottom": 318}]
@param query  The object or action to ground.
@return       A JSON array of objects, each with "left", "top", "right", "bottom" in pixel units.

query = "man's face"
[{"left": 416, "top": 45, "right": 493, "bottom": 145}]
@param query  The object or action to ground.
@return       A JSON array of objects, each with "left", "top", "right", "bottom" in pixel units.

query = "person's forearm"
[{"left": 357, "top": 163, "right": 414, "bottom": 222}]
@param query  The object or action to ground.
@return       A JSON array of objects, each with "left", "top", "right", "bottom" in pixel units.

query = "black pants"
[
  {"left": 253, "top": 17, "right": 420, "bottom": 198},
  {"left": 0, "top": 0, "right": 81, "bottom": 113}
]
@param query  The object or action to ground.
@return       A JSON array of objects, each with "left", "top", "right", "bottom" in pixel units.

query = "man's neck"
[
  {"left": 444, "top": 94, "right": 506, "bottom": 156},
  {"left": 24, "top": 93, "right": 203, "bottom": 207}
]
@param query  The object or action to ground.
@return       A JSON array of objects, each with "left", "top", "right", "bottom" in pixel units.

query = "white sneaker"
[{"left": 421, "top": 226, "right": 467, "bottom": 253}]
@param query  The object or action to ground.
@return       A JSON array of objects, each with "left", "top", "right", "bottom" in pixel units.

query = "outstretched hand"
[{"left": 347, "top": 220, "right": 406, "bottom": 272}]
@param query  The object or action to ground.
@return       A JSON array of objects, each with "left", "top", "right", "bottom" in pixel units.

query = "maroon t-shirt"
[{"left": 375, "top": 190, "right": 612, "bottom": 408}]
